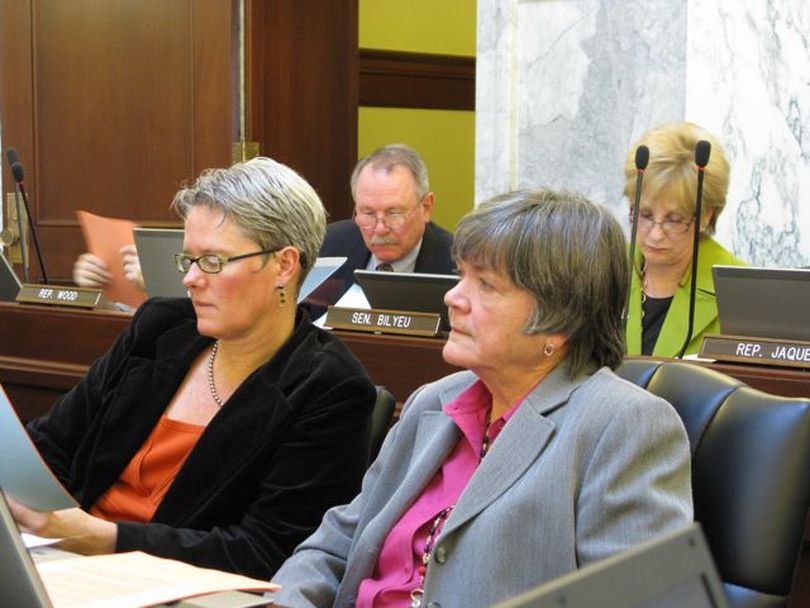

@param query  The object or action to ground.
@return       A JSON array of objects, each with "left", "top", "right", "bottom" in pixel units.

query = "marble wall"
[{"left": 476, "top": 0, "right": 810, "bottom": 266}]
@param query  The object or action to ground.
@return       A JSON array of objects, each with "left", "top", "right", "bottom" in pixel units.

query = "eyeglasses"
[
  {"left": 353, "top": 204, "right": 421, "bottom": 230},
  {"left": 174, "top": 247, "right": 281, "bottom": 274},
  {"left": 630, "top": 211, "right": 695, "bottom": 235}
]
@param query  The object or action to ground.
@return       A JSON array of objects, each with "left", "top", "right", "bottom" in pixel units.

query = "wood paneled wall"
[
  {"left": 0, "top": 0, "right": 359, "bottom": 281},
  {"left": 0, "top": 0, "right": 234, "bottom": 282},
  {"left": 359, "top": 49, "right": 475, "bottom": 111},
  {"left": 246, "top": 0, "right": 359, "bottom": 222},
  {"left": 0, "top": 1, "right": 472, "bottom": 282}
]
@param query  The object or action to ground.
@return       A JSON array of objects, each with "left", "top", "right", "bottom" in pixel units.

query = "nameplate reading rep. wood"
[
  {"left": 701, "top": 334, "right": 810, "bottom": 370},
  {"left": 326, "top": 307, "right": 442, "bottom": 337},
  {"left": 16, "top": 284, "right": 102, "bottom": 309}
]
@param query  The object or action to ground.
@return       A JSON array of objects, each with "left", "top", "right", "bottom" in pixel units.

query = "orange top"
[{"left": 90, "top": 415, "right": 204, "bottom": 523}]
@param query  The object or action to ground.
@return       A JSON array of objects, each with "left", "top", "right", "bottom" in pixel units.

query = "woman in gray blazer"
[{"left": 271, "top": 188, "right": 693, "bottom": 607}]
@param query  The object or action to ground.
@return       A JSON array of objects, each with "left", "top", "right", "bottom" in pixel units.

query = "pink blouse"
[{"left": 355, "top": 380, "right": 521, "bottom": 607}]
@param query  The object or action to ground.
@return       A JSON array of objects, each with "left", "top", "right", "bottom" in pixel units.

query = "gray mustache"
[{"left": 370, "top": 236, "right": 399, "bottom": 246}]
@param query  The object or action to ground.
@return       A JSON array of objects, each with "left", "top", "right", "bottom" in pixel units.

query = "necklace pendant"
[{"left": 409, "top": 589, "right": 424, "bottom": 608}]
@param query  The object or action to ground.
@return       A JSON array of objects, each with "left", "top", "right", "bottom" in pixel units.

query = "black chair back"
[
  {"left": 369, "top": 386, "right": 396, "bottom": 464},
  {"left": 616, "top": 359, "right": 810, "bottom": 608}
]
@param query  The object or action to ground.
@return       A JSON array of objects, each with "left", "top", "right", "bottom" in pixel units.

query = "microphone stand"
[
  {"left": 6, "top": 150, "right": 49, "bottom": 284},
  {"left": 622, "top": 145, "right": 649, "bottom": 333},
  {"left": 675, "top": 140, "right": 711, "bottom": 358}
]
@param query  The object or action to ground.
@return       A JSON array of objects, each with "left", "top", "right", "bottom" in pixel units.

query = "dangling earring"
[
  {"left": 277, "top": 285, "right": 287, "bottom": 306},
  {"left": 543, "top": 343, "right": 555, "bottom": 357}
]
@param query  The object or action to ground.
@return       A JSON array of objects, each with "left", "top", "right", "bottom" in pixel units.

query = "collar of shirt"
[
  {"left": 442, "top": 378, "right": 543, "bottom": 453},
  {"left": 367, "top": 237, "right": 423, "bottom": 273}
]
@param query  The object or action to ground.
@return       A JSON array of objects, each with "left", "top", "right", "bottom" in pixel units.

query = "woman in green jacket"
[{"left": 624, "top": 122, "right": 746, "bottom": 357}]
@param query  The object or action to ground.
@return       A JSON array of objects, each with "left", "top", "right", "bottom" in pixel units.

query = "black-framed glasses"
[
  {"left": 174, "top": 247, "right": 281, "bottom": 274},
  {"left": 630, "top": 211, "right": 695, "bottom": 235},
  {"left": 353, "top": 202, "right": 422, "bottom": 230}
]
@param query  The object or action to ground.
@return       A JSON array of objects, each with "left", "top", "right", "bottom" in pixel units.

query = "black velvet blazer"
[{"left": 27, "top": 298, "right": 375, "bottom": 579}]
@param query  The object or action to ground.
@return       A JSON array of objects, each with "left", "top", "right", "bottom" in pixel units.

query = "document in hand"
[
  {"left": 77, "top": 210, "right": 147, "bottom": 308},
  {"left": 0, "top": 385, "right": 77, "bottom": 511}
]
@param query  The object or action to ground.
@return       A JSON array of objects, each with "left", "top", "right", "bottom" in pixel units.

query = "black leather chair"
[
  {"left": 615, "top": 359, "right": 810, "bottom": 607},
  {"left": 369, "top": 386, "right": 396, "bottom": 464}
]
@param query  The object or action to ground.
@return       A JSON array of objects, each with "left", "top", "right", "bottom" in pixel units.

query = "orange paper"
[{"left": 77, "top": 211, "right": 147, "bottom": 308}]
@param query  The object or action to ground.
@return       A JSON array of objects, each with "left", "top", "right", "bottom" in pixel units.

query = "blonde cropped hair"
[
  {"left": 171, "top": 157, "right": 326, "bottom": 293},
  {"left": 623, "top": 122, "right": 730, "bottom": 235}
]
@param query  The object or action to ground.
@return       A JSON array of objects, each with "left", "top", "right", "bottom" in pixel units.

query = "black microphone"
[
  {"left": 5, "top": 148, "right": 49, "bottom": 283},
  {"left": 10, "top": 162, "right": 25, "bottom": 183},
  {"left": 675, "top": 139, "right": 711, "bottom": 358},
  {"left": 695, "top": 140, "right": 711, "bottom": 168},
  {"left": 622, "top": 144, "right": 650, "bottom": 331}
]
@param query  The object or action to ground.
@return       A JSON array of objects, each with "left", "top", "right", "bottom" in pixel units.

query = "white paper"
[
  {"left": 314, "top": 283, "right": 370, "bottom": 328},
  {"left": 297, "top": 256, "right": 347, "bottom": 302},
  {"left": 35, "top": 551, "right": 279, "bottom": 608},
  {"left": 23, "top": 532, "right": 62, "bottom": 549}
]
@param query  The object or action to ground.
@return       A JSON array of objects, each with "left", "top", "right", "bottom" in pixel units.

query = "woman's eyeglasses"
[
  {"left": 174, "top": 247, "right": 281, "bottom": 274},
  {"left": 630, "top": 211, "right": 694, "bottom": 235}
]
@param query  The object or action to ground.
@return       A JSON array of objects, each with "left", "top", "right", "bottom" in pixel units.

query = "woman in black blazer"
[{"left": 11, "top": 157, "right": 376, "bottom": 579}]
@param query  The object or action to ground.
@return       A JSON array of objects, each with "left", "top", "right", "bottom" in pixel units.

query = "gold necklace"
[{"left": 640, "top": 263, "right": 648, "bottom": 318}]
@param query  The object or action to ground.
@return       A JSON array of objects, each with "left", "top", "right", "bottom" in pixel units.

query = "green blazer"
[{"left": 626, "top": 237, "right": 746, "bottom": 357}]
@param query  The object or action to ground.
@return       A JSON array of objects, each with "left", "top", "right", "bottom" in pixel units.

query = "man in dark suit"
[{"left": 307, "top": 144, "right": 455, "bottom": 314}]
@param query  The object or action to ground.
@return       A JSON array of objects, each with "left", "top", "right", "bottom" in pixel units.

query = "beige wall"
[{"left": 358, "top": 0, "right": 476, "bottom": 232}]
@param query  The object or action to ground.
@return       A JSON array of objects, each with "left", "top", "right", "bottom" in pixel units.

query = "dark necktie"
[{"left": 375, "top": 262, "right": 394, "bottom": 272}]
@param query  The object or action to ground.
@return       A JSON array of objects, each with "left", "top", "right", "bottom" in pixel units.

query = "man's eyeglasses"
[
  {"left": 175, "top": 247, "right": 281, "bottom": 274},
  {"left": 354, "top": 204, "right": 421, "bottom": 230},
  {"left": 630, "top": 211, "right": 695, "bottom": 235}
]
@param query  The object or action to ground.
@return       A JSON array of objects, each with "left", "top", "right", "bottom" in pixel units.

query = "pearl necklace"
[{"left": 207, "top": 341, "right": 224, "bottom": 408}]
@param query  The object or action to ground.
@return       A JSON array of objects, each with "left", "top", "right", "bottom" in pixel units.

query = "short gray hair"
[
  {"left": 171, "top": 157, "right": 326, "bottom": 291},
  {"left": 350, "top": 144, "right": 430, "bottom": 201},
  {"left": 453, "top": 188, "right": 628, "bottom": 376}
]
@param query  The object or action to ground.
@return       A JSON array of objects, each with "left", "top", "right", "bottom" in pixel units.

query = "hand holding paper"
[
  {"left": 76, "top": 211, "right": 147, "bottom": 308},
  {"left": 73, "top": 253, "right": 113, "bottom": 289},
  {"left": 7, "top": 498, "right": 116, "bottom": 555},
  {"left": 120, "top": 244, "right": 145, "bottom": 291}
]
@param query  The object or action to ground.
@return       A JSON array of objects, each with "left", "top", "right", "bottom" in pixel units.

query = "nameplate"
[
  {"left": 326, "top": 306, "right": 442, "bottom": 337},
  {"left": 700, "top": 334, "right": 810, "bottom": 369},
  {"left": 16, "top": 283, "right": 103, "bottom": 309}
]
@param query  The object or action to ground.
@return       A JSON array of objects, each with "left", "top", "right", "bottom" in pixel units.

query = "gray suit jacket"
[{"left": 271, "top": 364, "right": 693, "bottom": 607}]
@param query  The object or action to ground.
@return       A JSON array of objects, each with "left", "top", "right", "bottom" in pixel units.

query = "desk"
[
  {"left": 1, "top": 302, "right": 810, "bottom": 421},
  {"left": 0, "top": 303, "right": 131, "bottom": 421}
]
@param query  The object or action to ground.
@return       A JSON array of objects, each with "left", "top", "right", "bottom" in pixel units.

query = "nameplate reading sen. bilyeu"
[{"left": 326, "top": 307, "right": 442, "bottom": 337}]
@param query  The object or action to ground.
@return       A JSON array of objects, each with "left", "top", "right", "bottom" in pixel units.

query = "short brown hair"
[{"left": 452, "top": 188, "right": 628, "bottom": 376}]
